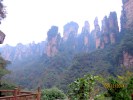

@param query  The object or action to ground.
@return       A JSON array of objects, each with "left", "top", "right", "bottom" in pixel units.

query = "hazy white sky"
[{"left": 0, "top": 0, "right": 122, "bottom": 46}]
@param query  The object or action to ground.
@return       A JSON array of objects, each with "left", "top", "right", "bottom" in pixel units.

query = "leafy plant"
[
  {"left": 0, "top": 55, "right": 11, "bottom": 81},
  {"left": 41, "top": 87, "right": 66, "bottom": 100},
  {"left": 68, "top": 74, "right": 99, "bottom": 100},
  {"left": 104, "top": 75, "right": 133, "bottom": 100}
]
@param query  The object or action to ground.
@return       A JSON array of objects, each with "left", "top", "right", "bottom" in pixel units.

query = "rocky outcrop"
[
  {"left": 108, "top": 12, "right": 119, "bottom": 44},
  {"left": 101, "top": 12, "right": 119, "bottom": 45},
  {"left": 123, "top": 51, "right": 133, "bottom": 67},
  {"left": 0, "top": 44, "right": 14, "bottom": 61},
  {"left": 0, "top": 41, "right": 46, "bottom": 61},
  {"left": 80, "top": 21, "right": 91, "bottom": 51},
  {"left": 121, "top": 0, "right": 133, "bottom": 29},
  {"left": 45, "top": 26, "right": 61, "bottom": 57},
  {"left": 63, "top": 21, "right": 79, "bottom": 41},
  {"left": 91, "top": 12, "right": 119, "bottom": 49},
  {"left": 101, "top": 16, "right": 109, "bottom": 48},
  {"left": 46, "top": 36, "right": 58, "bottom": 57},
  {"left": 45, "top": 12, "right": 119, "bottom": 56},
  {"left": 92, "top": 17, "right": 101, "bottom": 49},
  {"left": 2, "top": 11, "right": 120, "bottom": 58},
  {"left": 62, "top": 22, "right": 79, "bottom": 51}
]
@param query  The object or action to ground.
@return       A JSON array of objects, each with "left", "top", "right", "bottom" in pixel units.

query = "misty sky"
[{"left": 0, "top": 0, "right": 122, "bottom": 46}]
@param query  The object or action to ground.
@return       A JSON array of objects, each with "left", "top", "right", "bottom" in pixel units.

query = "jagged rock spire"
[
  {"left": 108, "top": 12, "right": 119, "bottom": 44},
  {"left": 46, "top": 26, "right": 60, "bottom": 57},
  {"left": 82, "top": 21, "right": 90, "bottom": 34},
  {"left": 63, "top": 21, "right": 79, "bottom": 41},
  {"left": 94, "top": 17, "right": 100, "bottom": 33},
  {"left": 91, "top": 17, "right": 101, "bottom": 49},
  {"left": 101, "top": 16, "right": 109, "bottom": 34},
  {"left": 108, "top": 12, "right": 119, "bottom": 33},
  {"left": 79, "top": 21, "right": 91, "bottom": 52}
]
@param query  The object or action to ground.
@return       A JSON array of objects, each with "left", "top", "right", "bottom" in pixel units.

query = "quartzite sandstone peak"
[
  {"left": 45, "top": 12, "right": 119, "bottom": 57},
  {"left": 46, "top": 26, "right": 60, "bottom": 57}
]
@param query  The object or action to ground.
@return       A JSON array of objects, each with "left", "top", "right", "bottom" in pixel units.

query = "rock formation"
[
  {"left": 80, "top": 21, "right": 91, "bottom": 51},
  {"left": 63, "top": 21, "right": 79, "bottom": 41},
  {"left": 108, "top": 12, "right": 119, "bottom": 44},
  {"left": 45, "top": 26, "right": 61, "bottom": 57},
  {"left": 123, "top": 51, "right": 133, "bottom": 67},
  {"left": 1, "top": 11, "right": 120, "bottom": 58},
  {"left": 101, "top": 16, "right": 109, "bottom": 48},
  {"left": 101, "top": 12, "right": 119, "bottom": 46},
  {"left": 0, "top": 41, "right": 46, "bottom": 61},
  {"left": 92, "top": 17, "right": 101, "bottom": 49},
  {"left": 120, "top": 0, "right": 133, "bottom": 67},
  {"left": 0, "top": 44, "right": 14, "bottom": 61},
  {"left": 45, "top": 16, "right": 119, "bottom": 56},
  {"left": 121, "top": 0, "right": 133, "bottom": 29},
  {"left": 62, "top": 21, "right": 79, "bottom": 51},
  {"left": 91, "top": 12, "right": 119, "bottom": 49}
]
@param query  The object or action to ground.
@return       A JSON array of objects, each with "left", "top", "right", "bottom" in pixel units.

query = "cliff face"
[
  {"left": 120, "top": 0, "right": 133, "bottom": 67},
  {"left": 92, "top": 17, "right": 101, "bottom": 49},
  {"left": 121, "top": 0, "right": 133, "bottom": 29},
  {"left": 63, "top": 22, "right": 79, "bottom": 41},
  {"left": 123, "top": 51, "right": 133, "bottom": 67},
  {"left": 91, "top": 12, "right": 119, "bottom": 49},
  {"left": 45, "top": 26, "right": 61, "bottom": 57},
  {"left": 101, "top": 16, "right": 109, "bottom": 47},
  {"left": 108, "top": 12, "right": 119, "bottom": 44},
  {"left": 46, "top": 37, "right": 58, "bottom": 57},
  {"left": 80, "top": 21, "right": 91, "bottom": 51},
  {"left": 44, "top": 12, "right": 119, "bottom": 56}
]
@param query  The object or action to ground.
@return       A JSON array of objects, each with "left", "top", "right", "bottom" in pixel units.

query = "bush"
[
  {"left": 68, "top": 74, "right": 99, "bottom": 100},
  {"left": 41, "top": 87, "right": 66, "bottom": 100}
]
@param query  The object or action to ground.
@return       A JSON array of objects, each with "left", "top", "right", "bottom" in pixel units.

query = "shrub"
[
  {"left": 41, "top": 87, "right": 66, "bottom": 100},
  {"left": 68, "top": 74, "right": 99, "bottom": 100}
]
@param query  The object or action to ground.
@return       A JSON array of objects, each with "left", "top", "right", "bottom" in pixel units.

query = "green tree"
[
  {"left": 0, "top": 0, "right": 7, "bottom": 75},
  {"left": 68, "top": 74, "right": 99, "bottom": 100},
  {"left": 0, "top": 55, "right": 10, "bottom": 80},
  {"left": 127, "top": 77, "right": 133, "bottom": 98},
  {"left": 0, "top": 0, "right": 6, "bottom": 24},
  {"left": 104, "top": 73, "right": 133, "bottom": 100},
  {"left": 41, "top": 87, "right": 66, "bottom": 100},
  {"left": 0, "top": 55, "right": 11, "bottom": 96}
]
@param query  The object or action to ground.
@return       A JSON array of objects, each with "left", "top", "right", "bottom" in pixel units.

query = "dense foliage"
[
  {"left": 68, "top": 74, "right": 99, "bottom": 100},
  {"left": 0, "top": 0, "right": 6, "bottom": 24},
  {"left": 103, "top": 71, "right": 133, "bottom": 100},
  {"left": 41, "top": 87, "right": 66, "bottom": 100},
  {"left": 0, "top": 55, "right": 10, "bottom": 79},
  {"left": 0, "top": 55, "right": 14, "bottom": 96}
]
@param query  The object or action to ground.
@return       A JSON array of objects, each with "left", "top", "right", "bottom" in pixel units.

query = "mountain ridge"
[
  {"left": 1, "top": 11, "right": 119, "bottom": 61},
  {"left": 1, "top": 0, "right": 133, "bottom": 91}
]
